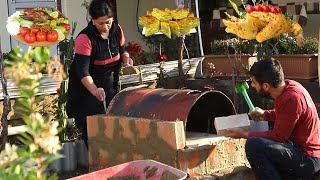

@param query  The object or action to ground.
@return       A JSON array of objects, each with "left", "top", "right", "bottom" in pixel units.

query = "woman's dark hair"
[
  {"left": 249, "top": 58, "right": 284, "bottom": 88},
  {"left": 88, "top": 0, "right": 120, "bottom": 42},
  {"left": 89, "top": 0, "right": 114, "bottom": 19}
]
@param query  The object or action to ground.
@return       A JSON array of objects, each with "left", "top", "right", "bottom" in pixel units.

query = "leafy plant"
[
  {"left": 276, "top": 34, "right": 318, "bottom": 54},
  {"left": 155, "top": 54, "right": 168, "bottom": 88},
  {"left": 142, "top": 34, "right": 198, "bottom": 61},
  {"left": 224, "top": 0, "right": 312, "bottom": 60},
  {"left": 0, "top": 47, "right": 62, "bottom": 180},
  {"left": 126, "top": 41, "right": 157, "bottom": 65},
  {"left": 56, "top": 22, "right": 80, "bottom": 142},
  {"left": 210, "top": 38, "right": 255, "bottom": 55},
  {"left": 211, "top": 34, "right": 318, "bottom": 59},
  {"left": 126, "top": 41, "right": 147, "bottom": 65}
]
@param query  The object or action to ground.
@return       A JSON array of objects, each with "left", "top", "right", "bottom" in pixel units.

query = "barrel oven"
[
  {"left": 87, "top": 87, "right": 246, "bottom": 175},
  {"left": 107, "top": 87, "right": 236, "bottom": 134}
]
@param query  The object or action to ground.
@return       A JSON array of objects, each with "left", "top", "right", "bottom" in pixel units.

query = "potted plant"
[
  {"left": 204, "top": 35, "right": 319, "bottom": 80},
  {"left": 273, "top": 34, "right": 319, "bottom": 80},
  {"left": 203, "top": 38, "right": 256, "bottom": 77}
]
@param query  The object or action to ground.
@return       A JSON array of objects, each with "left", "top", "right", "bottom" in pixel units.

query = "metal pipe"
[{"left": 195, "top": 0, "right": 204, "bottom": 57}]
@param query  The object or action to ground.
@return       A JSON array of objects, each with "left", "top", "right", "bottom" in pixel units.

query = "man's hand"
[
  {"left": 224, "top": 128, "right": 248, "bottom": 139},
  {"left": 248, "top": 107, "right": 265, "bottom": 121}
]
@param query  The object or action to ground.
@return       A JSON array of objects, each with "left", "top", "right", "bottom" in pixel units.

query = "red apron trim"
[{"left": 93, "top": 54, "right": 120, "bottom": 65}]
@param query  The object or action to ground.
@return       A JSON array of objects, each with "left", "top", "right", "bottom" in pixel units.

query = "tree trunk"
[
  {"left": 0, "top": 52, "right": 11, "bottom": 151},
  {"left": 178, "top": 36, "right": 186, "bottom": 88}
]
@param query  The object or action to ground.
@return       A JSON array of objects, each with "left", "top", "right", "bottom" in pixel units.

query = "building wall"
[
  {"left": 60, "top": 0, "right": 88, "bottom": 36},
  {"left": 0, "top": 0, "right": 11, "bottom": 53},
  {"left": 0, "top": 0, "right": 318, "bottom": 53}
]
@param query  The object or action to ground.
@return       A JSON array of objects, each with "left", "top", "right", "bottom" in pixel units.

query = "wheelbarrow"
[{"left": 67, "top": 159, "right": 187, "bottom": 180}]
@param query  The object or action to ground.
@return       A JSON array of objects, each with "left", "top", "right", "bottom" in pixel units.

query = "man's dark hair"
[
  {"left": 89, "top": 0, "right": 114, "bottom": 19},
  {"left": 249, "top": 58, "right": 284, "bottom": 88}
]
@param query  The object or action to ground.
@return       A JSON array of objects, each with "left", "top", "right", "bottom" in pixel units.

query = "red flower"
[
  {"left": 57, "top": 87, "right": 61, "bottom": 93},
  {"left": 157, "top": 54, "right": 167, "bottom": 61},
  {"left": 126, "top": 41, "right": 147, "bottom": 65}
]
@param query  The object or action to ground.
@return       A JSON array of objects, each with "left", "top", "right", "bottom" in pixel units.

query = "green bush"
[
  {"left": 210, "top": 38, "right": 254, "bottom": 55},
  {"left": 210, "top": 35, "right": 318, "bottom": 56},
  {"left": 276, "top": 34, "right": 318, "bottom": 54}
]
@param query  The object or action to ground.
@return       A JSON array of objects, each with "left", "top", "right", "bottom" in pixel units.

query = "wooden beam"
[{"left": 57, "top": 0, "right": 62, "bottom": 12}]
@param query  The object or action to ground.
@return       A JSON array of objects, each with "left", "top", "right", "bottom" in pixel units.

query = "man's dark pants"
[{"left": 246, "top": 137, "right": 320, "bottom": 180}]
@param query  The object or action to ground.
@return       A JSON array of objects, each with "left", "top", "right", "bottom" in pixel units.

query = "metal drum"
[{"left": 107, "top": 87, "right": 236, "bottom": 133}]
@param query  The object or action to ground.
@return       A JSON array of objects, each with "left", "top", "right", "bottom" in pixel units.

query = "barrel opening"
[{"left": 186, "top": 91, "right": 236, "bottom": 134}]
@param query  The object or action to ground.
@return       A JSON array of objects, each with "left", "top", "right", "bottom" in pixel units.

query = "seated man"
[{"left": 226, "top": 59, "right": 320, "bottom": 179}]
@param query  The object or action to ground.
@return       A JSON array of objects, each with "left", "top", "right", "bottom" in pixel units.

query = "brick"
[
  {"left": 214, "top": 113, "right": 250, "bottom": 136},
  {"left": 87, "top": 115, "right": 186, "bottom": 170},
  {"left": 177, "top": 138, "right": 249, "bottom": 176},
  {"left": 87, "top": 115, "right": 186, "bottom": 149},
  {"left": 157, "top": 121, "right": 186, "bottom": 150},
  {"left": 87, "top": 115, "right": 99, "bottom": 138}
]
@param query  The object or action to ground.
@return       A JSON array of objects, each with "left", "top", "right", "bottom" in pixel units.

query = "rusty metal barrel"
[{"left": 107, "top": 87, "right": 236, "bottom": 133}]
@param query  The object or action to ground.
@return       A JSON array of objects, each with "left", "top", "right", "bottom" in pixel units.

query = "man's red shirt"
[{"left": 249, "top": 80, "right": 320, "bottom": 158}]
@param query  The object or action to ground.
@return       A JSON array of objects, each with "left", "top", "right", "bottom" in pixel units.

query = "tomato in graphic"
[
  {"left": 253, "top": 5, "right": 263, "bottom": 12},
  {"left": 59, "top": 23, "right": 70, "bottom": 31},
  {"left": 246, "top": 5, "right": 254, "bottom": 14},
  {"left": 261, "top": 4, "right": 270, "bottom": 12},
  {"left": 269, "top": 6, "right": 278, "bottom": 13},
  {"left": 41, "top": 24, "right": 51, "bottom": 33},
  {"left": 30, "top": 25, "right": 40, "bottom": 33},
  {"left": 46, "top": 30, "right": 58, "bottom": 42},
  {"left": 36, "top": 31, "right": 47, "bottom": 42},
  {"left": 19, "top": 27, "right": 30, "bottom": 37},
  {"left": 24, "top": 32, "right": 36, "bottom": 43}
]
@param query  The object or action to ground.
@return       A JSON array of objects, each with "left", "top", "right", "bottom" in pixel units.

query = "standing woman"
[{"left": 67, "top": 0, "right": 133, "bottom": 145}]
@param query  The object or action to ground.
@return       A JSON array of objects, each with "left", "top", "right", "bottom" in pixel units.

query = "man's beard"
[{"left": 258, "top": 88, "right": 270, "bottom": 98}]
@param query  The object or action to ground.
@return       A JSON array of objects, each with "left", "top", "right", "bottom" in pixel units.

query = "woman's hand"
[
  {"left": 121, "top": 53, "right": 133, "bottom": 66},
  {"left": 123, "top": 56, "right": 133, "bottom": 66},
  {"left": 248, "top": 107, "right": 265, "bottom": 121},
  {"left": 93, "top": 87, "right": 105, "bottom": 102},
  {"left": 224, "top": 128, "right": 248, "bottom": 139}
]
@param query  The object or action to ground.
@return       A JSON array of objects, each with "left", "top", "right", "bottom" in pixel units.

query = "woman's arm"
[
  {"left": 81, "top": 76, "right": 105, "bottom": 101},
  {"left": 118, "top": 24, "right": 133, "bottom": 66},
  {"left": 74, "top": 34, "right": 105, "bottom": 101}
]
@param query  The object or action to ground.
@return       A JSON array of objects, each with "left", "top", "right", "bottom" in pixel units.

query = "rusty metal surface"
[{"left": 107, "top": 87, "right": 236, "bottom": 131}]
